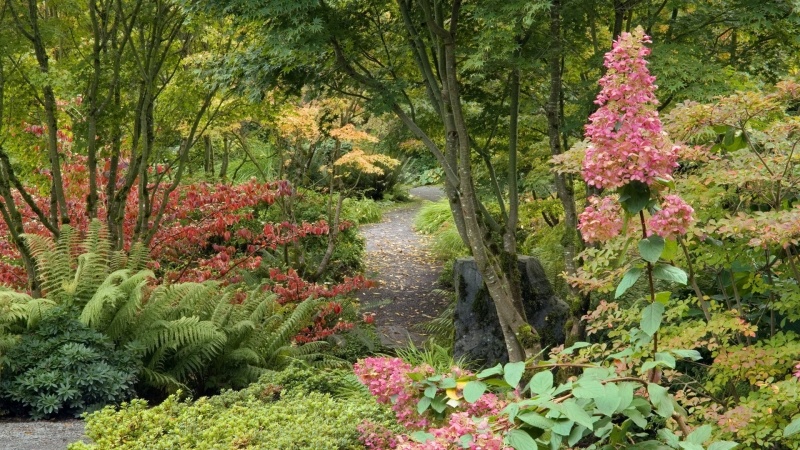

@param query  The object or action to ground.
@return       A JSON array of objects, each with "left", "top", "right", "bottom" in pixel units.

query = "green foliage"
[
  {"left": 396, "top": 341, "right": 465, "bottom": 374},
  {"left": 1, "top": 221, "right": 344, "bottom": 400},
  {"left": 342, "top": 197, "right": 383, "bottom": 225},
  {"left": 70, "top": 365, "right": 399, "bottom": 450},
  {"left": 414, "top": 200, "right": 453, "bottom": 235},
  {"left": 414, "top": 199, "right": 469, "bottom": 262},
  {"left": 0, "top": 307, "right": 139, "bottom": 419}
]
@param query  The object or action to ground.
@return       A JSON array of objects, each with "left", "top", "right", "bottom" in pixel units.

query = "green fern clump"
[
  {"left": 0, "top": 307, "right": 139, "bottom": 419},
  {"left": 1, "top": 220, "right": 341, "bottom": 401}
]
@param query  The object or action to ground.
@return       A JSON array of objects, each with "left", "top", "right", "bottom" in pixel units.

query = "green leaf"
[
  {"left": 619, "top": 181, "right": 651, "bottom": 214},
  {"left": 624, "top": 408, "right": 647, "bottom": 428},
  {"left": 641, "top": 302, "right": 665, "bottom": 336},
  {"left": 458, "top": 434, "right": 473, "bottom": 448},
  {"left": 655, "top": 352, "right": 676, "bottom": 369},
  {"left": 477, "top": 364, "right": 503, "bottom": 379},
  {"left": 647, "top": 383, "right": 674, "bottom": 418},
  {"left": 628, "top": 441, "right": 672, "bottom": 450},
  {"left": 652, "top": 264, "right": 688, "bottom": 285},
  {"left": 506, "top": 429, "right": 538, "bottom": 450},
  {"left": 662, "top": 239, "right": 679, "bottom": 260},
  {"left": 411, "top": 431, "right": 434, "bottom": 443},
  {"left": 440, "top": 377, "right": 457, "bottom": 389},
  {"left": 528, "top": 370, "right": 553, "bottom": 395},
  {"left": 639, "top": 236, "right": 665, "bottom": 263},
  {"left": 561, "top": 400, "right": 595, "bottom": 429},
  {"left": 518, "top": 411, "right": 555, "bottom": 429},
  {"left": 707, "top": 442, "right": 739, "bottom": 450},
  {"left": 672, "top": 349, "right": 702, "bottom": 361},
  {"left": 573, "top": 380, "right": 605, "bottom": 399},
  {"left": 463, "top": 381, "right": 487, "bottom": 403},
  {"left": 504, "top": 361, "right": 526, "bottom": 388},
  {"left": 616, "top": 267, "right": 643, "bottom": 299},
  {"left": 678, "top": 443, "right": 704, "bottom": 450},
  {"left": 686, "top": 424, "right": 712, "bottom": 445},
  {"left": 616, "top": 382, "right": 636, "bottom": 413},
  {"left": 424, "top": 385, "right": 437, "bottom": 398},
  {"left": 417, "top": 396, "right": 431, "bottom": 414},
  {"left": 654, "top": 291, "right": 671, "bottom": 305},
  {"left": 595, "top": 384, "right": 622, "bottom": 416},
  {"left": 431, "top": 396, "right": 447, "bottom": 413},
  {"left": 785, "top": 416, "right": 800, "bottom": 437}
]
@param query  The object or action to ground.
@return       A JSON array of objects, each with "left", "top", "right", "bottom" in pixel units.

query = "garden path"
[
  {"left": 356, "top": 185, "right": 450, "bottom": 348},
  {"left": 0, "top": 186, "right": 450, "bottom": 449}
]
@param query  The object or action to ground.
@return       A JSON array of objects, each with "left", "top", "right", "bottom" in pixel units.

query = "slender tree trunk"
[{"left": 219, "top": 136, "right": 230, "bottom": 180}]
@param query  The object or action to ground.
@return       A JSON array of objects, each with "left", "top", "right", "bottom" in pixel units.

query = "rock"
[{"left": 453, "top": 256, "right": 569, "bottom": 367}]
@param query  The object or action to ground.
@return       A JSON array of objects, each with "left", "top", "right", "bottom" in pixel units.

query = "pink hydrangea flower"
[
  {"left": 582, "top": 27, "right": 679, "bottom": 189},
  {"left": 648, "top": 195, "right": 695, "bottom": 237},
  {"left": 578, "top": 196, "right": 624, "bottom": 243}
]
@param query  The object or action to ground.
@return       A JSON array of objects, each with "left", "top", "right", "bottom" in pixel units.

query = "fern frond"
[
  {"left": 126, "top": 243, "right": 150, "bottom": 271},
  {"left": 261, "top": 298, "right": 319, "bottom": 358},
  {"left": 139, "top": 367, "right": 185, "bottom": 391}
]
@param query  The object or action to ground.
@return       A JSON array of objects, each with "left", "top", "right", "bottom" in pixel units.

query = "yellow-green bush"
[{"left": 69, "top": 365, "right": 400, "bottom": 450}]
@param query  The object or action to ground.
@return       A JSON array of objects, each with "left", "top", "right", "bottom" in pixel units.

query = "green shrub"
[
  {"left": 0, "top": 307, "right": 139, "bottom": 419},
  {"left": 342, "top": 197, "right": 383, "bottom": 225},
  {"left": 70, "top": 365, "right": 399, "bottom": 450}
]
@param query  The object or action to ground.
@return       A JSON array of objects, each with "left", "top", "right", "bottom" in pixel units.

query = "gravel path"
[
  {"left": 0, "top": 419, "right": 87, "bottom": 449},
  {"left": 356, "top": 185, "right": 450, "bottom": 347}
]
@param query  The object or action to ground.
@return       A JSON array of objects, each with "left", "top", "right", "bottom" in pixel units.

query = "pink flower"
[
  {"left": 578, "top": 196, "right": 624, "bottom": 243},
  {"left": 582, "top": 27, "right": 678, "bottom": 189},
  {"left": 648, "top": 195, "right": 695, "bottom": 237}
]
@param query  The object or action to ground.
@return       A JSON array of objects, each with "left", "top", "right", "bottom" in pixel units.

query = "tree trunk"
[{"left": 219, "top": 136, "right": 230, "bottom": 180}]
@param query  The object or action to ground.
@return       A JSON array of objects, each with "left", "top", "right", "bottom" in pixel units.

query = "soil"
[
  {"left": 0, "top": 185, "right": 449, "bottom": 448},
  {"left": 356, "top": 185, "right": 451, "bottom": 347}
]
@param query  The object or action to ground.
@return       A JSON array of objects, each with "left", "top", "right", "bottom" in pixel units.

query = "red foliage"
[{"left": 0, "top": 141, "right": 368, "bottom": 342}]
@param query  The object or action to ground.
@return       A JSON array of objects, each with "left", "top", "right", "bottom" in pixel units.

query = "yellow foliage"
[{"left": 333, "top": 149, "right": 400, "bottom": 175}]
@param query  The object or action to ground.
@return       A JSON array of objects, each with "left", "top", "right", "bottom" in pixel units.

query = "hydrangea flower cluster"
[
  {"left": 577, "top": 27, "right": 695, "bottom": 243},
  {"left": 354, "top": 357, "right": 512, "bottom": 450},
  {"left": 394, "top": 413, "right": 510, "bottom": 450},
  {"left": 648, "top": 195, "right": 695, "bottom": 238},
  {"left": 582, "top": 27, "right": 679, "bottom": 189},
  {"left": 354, "top": 357, "right": 433, "bottom": 428},
  {"left": 577, "top": 196, "right": 624, "bottom": 243}
]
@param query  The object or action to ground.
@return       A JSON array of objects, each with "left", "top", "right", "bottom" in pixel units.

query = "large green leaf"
[
  {"left": 561, "top": 400, "right": 595, "bottom": 429},
  {"left": 641, "top": 302, "right": 665, "bottom": 336},
  {"left": 573, "top": 379, "right": 604, "bottom": 399},
  {"left": 528, "top": 370, "right": 553, "bottom": 395},
  {"left": 506, "top": 429, "right": 538, "bottom": 450},
  {"left": 647, "top": 383, "right": 674, "bottom": 418},
  {"left": 639, "top": 236, "right": 665, "bottom": 263},
  {"left": 652, "top": 264, "right": 688, "bottom": 285},
  {"left": 517, "top": 411, "right": 555, "bottom": 430},
  {"left": 504, "top": 361, "right": 526, "bottom": 388},
  {"left": 686, "top": 424, "right": 712, "bottom": 445},
  {"left": 616, "top": 267, "right": 643, "bottom": 298},
  {"left": 595, "top": 384, "right": 622, "bottom": 416},
  {"left": 785, "top": 416, "right": 800, "bottom": 437},
  {"left": 463, "top": 380, "right": 487, "bottom": 403}
]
